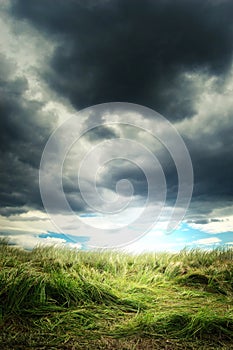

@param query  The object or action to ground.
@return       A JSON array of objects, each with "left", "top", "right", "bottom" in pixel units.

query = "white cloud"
[
  {"left": 0, "top": 234, "right": 43, "bottom": 250},
  {"left": 176, "top": 66, "right": 233, "bottom": 142},
  {"left": 0, "top": 234, "right": 82, "bottom": 251},
  {"left": 188, "top": 215, "right": 233, "bottom": 234},
  {"left": 192, "top": 237, "right": 221, "bottom": 245},
  {"left": 0, "top": 211, "right": 56, "bottom": 235}
]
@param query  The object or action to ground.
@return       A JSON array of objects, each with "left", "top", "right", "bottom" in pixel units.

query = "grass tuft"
[{"left": 0, "top": 241, "right": 233, "bottom": 349}]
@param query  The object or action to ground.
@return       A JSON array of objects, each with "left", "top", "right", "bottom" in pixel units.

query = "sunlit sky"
[{"left": 0, "top": 0, "right": 233, "bottom": 252}]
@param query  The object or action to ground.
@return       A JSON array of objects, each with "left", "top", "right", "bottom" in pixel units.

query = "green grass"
[{"left": 0, "top": 240, "right": 233, "bottom": 349}]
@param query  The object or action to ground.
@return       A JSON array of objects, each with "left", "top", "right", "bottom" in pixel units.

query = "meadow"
[{"left": 0, "top": 239, "right": 233, "bottom": 349}]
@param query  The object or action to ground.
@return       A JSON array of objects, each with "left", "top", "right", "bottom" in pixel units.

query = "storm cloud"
[
  {"left": 11, "top": 0, "right": 233, "bottom": 117},
  {"left": 0, "top": 0, "right": 233, "bottom": 245},
  {"left": 0, "top": 53, "right": 56, "bottom": 215}
]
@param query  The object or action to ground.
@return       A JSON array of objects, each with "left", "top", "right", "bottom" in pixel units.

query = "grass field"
[{"left": 0, "top": 239, "right": 233, "bottom": 349}]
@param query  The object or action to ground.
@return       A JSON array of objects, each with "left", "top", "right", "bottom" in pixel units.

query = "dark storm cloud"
[
  {"left": 184, "top": 122, "right": 233, "bottom": 201},
  {"left": 1, "top": 0, "right": 233, "bottom": 222},
  {"left": 193, "top": 150, "right": 233, "bottom": 199},
  {"left": 11, "top": 0, "right": 233, "bottom": 119},
  {"left": 0, "top": 54, "right": 56, "bottom": 215}
]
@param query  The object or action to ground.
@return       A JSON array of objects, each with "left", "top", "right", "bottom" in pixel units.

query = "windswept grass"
[{"left": 0, "top": 240, "right": 233, "bottom": 349}]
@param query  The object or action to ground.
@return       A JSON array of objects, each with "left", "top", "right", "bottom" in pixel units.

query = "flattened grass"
[{"left": 0, "top": 241, "right": 233, "bottom": 349}]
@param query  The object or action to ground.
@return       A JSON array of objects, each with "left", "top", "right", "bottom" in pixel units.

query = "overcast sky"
[{"left": 0, "top": 0, "right": 233, "bottom": 251}]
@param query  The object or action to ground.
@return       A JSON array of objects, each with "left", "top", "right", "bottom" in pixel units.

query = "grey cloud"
[
  {"left": 186, "top": 217, "right": 224, "bottom": 225},
  {"left": 85, "top": 125, "right": 118, "bottom": 142},
  {"left": 184, "top": 131, "right": 233, "bottom": 201},
  {"left": 0, "top": 54, "right": 57, "bottom": 213},
  {"left": 0, "top": 0, "right": 233, "bottom": 223},
  {"left": 0, "top": 206, "right": 28, "bottom": 217},
  {"left": 11, "top": 0, "right": 233, "bottom": 119}
]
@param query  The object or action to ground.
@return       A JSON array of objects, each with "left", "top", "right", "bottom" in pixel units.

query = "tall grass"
[{"left": 0, "top": 240, "right": 233, "bottom": 349}]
